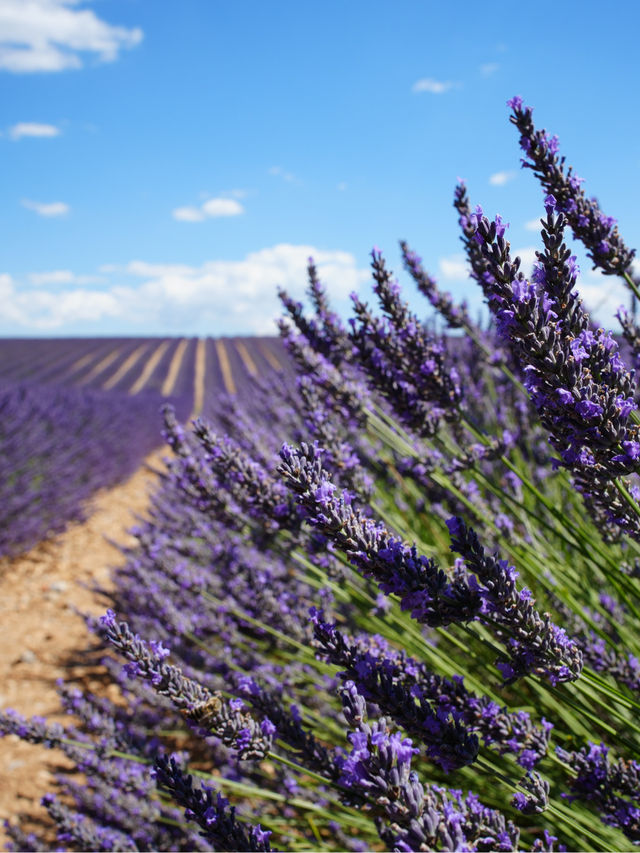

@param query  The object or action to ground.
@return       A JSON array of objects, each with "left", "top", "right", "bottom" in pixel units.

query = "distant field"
[
  {"left": 0, "top": 336, "right": 293, "bottom": 558},
  {"left": 0, "top": 336, "right": 293, "bottom": 420}
]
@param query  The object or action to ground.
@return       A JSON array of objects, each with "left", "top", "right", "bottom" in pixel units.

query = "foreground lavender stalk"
[
  {"left": 508, "top": 96, "right": 635, "bottom": 278},
  {"left": 278, "top": 258, "right": 351, "bottom": 365},
  {"left": 400, "top": 240, "right": 472, "bottom": 330},
  {"left": 556, "top": 743, "right": 640, "bottom": 845},
  {"left": 349, "top": 248, "right": 464, "bottom": 438},
  {"left": 447, "top": 517, "right": 583, "bottom": 684},
  {"left": 154, "top": 756, "right": 273, "bottom": 852},
  {"left": 279, "top": 442, "right": 483, "bottom": 626},
  {"left": 99, "top": 611, "right": 274, "bottom": 759},
  {"left": 312, "top": 611, "right": 479, "bottom": 772},
  {"left": 311, "top": 615, "right": 552, "bottom": 768},
  {"left": 338, "top": 681, "right": 522, "bottom": 852},
  {"left": 472, "top": 198, "right": 640, "bottom": 540}
]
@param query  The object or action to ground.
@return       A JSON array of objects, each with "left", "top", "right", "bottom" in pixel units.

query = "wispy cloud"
[
  {"left": 412, "top": 77, "right": 456, "bottom": 94},
  {"left": 9, "top": 122, "right": 60, "bottom": 139},
  {"left": 513, "top": 246, "right": 537, "bottom": 272},
  {"left": 28, "top": 269, "right": 103, "bottom": 286},
  {"left": 480, "top": 62, "right": 500, "bottom": 76},
  {"left": 575, "top": 267, "right": 630, "bottom": 329},
  {"left": 1, "top": 245, "right": 369, "bottom": 334},
  {"left": 268, "top": 165, "right": 298, "bottom": 183},
  {"left": 525, "top": 217, "right": 541, "bottom": 231},
  {"left": 438, "top": 254, "right": 468, "bottom": 280},
  {"left": 0, "top": 0, "right": 143, "bottom": 73},
  {"left": 173, "top": 206, "right": 206, "bottom": 223},
  {"left": 438, "top": 246, "right": 537, "bottom": 282},
  {"left": 489, "top": 170, "right": 516, "bottom": 186},
  {"left": 21, "top": 199, "right": 69, "bottom": 217},
  {"left": 172, "top": 196, "right": 244, "bottom": 223}
]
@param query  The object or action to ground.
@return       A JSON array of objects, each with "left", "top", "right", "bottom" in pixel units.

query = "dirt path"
[{"left": 0, "top": 451, "right": 164, "bottom": 845}]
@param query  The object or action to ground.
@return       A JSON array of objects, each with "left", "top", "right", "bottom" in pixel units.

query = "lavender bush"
[
  {"left": 0, "top": 380, "right": 166, "bottom": 558},
  {"left": 4, "top": 98, "right": 640, "bottom": 851}
]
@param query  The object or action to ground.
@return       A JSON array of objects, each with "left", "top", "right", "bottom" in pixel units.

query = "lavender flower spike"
[
  {"left": 99, "top": 611, "right": 273, "bottom": 759},
  {"left": 310, "top": 618, "right": 551, "bottom": 768},
  {"left": 447, "top": 517, "right": 583, "bottom": 684},
  {"left": 339, "top": 681, "right": 424, "bottom": 820},
  {"left": 508, "top": 96, "right": 635, "bottom": 277},
  {"left": 472, "top": 203, "right": 640, "bottom": 541},
  {"left": 154, "top": 756, "right": 273, "bottom": 852},
  {"left": 556, "top": 742, "right": 640, "bottom": 845},
  {"left": 314, "top": 615, "right": 479, "bottom": 772},
  {"left": 279, "top": 442, "right": 483, "bottom": 627},
  {"left": 400, "top": 239, "right": 472, "bottom": 330}
]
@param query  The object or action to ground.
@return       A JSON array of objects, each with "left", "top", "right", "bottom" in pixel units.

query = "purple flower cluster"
[
  {"left": 349, "top": 249, "right": 464, "bottom": 438},
  {"left": 278, "top": 258, "right": 351, "bottom": 366},
  {"left": 310, "top": 612, "right": 552, "bottom": 769},
  {"left": 338, "top": 681, "right": 523, "bottom": 852},
  {"left": 447, "top": 517, "right": 583, "bottom": 684},
  {"left": 153, "top": 755, "right": 273, "bottom": 852},
  {"left": 400, "top": 240, "right": 472, "bottom": 331},
  {"left": 556, "top": 742, "right": 640, "bottom": 845},
  {"left": 507, "top": 96, "right": 635, "bottom": 277},
  {"left": 0, "top": 379, "right": 165, "bottom": 557},
  {"left": 470, "top": 196, "right": 640, "bottom": 539},
  {"left": 279, "top": 441, "right": 483, "bottom": 627}
]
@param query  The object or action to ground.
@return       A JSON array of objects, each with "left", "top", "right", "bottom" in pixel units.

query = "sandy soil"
[{"left": 0, "top": 451, "right": 164, "bottom": 847}]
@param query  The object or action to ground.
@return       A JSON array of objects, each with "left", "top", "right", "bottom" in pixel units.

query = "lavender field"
[
  {"left": 4, "top": 97, "right": 640, "bottom": 853},
  {"left": 0, "top": 336, "right": 291, "bottom": 557}
]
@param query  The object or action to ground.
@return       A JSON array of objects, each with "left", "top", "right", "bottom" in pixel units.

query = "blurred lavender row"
[{"left": 0, "top": 336, "right": 292, "bottom": 558}]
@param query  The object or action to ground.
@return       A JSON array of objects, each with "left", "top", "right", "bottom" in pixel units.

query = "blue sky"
[{"left": 1, "top": 0, "right": 639, "bottom": 337}]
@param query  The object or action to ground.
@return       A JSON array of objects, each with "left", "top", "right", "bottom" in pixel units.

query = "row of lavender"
[
  {"left": 0, "top": 336, "right": 291, "bottom": 558},
  {"left": 0, "top": 336, "right": 291, "bottom": 407},
  {"left": 4, "top": 97, "right": 640, "bottom": 852}
]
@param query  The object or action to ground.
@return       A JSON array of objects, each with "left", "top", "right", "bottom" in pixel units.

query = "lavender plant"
[{"left": 4, "top": 97, "right": 640, "bottom": 853}]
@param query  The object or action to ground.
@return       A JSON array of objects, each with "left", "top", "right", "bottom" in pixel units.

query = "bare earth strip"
[
  {"left": 102, "top": 342, "right": 150, "bottom": 391},
  {"left": 258, "top": 340, "right": 284, "bottom": 371},
  {"left": 215, "top": 338, "right": 236, "bottom": 395},
  {"left": 0, "top": 452, "right": 164, "bottom": 846},
  {"left": 161, "top": 338, "right": 188, "bottom": 396},
  {"left": 129, "top": 339, "right": 171, "bottom": 394},
  {"left": 76, "top": 347, "right": 122, "bottom": 386},
  {"left": 235, "top": 340, "right": 258, "bottom": 377},
  {"left": 64, "top": 343, "right": 114, "bottom": 379},
  {"left": 191, "top": 338, "right": 207, "bottom": 418}
]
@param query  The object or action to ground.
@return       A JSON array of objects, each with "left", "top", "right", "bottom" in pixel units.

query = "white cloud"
[
  {"left": 489, "top": 170, "right": 516, "bottom": 186},
  {"left": 22, "top": 198, "right": 69, "bottom": 217},
  {"left": 9, "top": 121, "right": 60, "bottom": 139},
  {"left": 439, "top": 254, "right": 468, "bottom": 280},
  {"left": 0, "top": 245, "right": 369, "bottom": 334},
  {"left": 438, "top": 247, "right": 537, "bottom": 282},
  {"left": 525, "top": 217, "right": 541, "bottom": 231},
  {"left": 172, "top": 196, "right": 244, "bottom": 222},
  {"left": 480, "top": 62, "right": 499, "bottom": 76},
  {"left": 173, "top": 206, "right": 205, "bottom": 223},
  {"left": 512, "top": 246, "right": 538, "bottom": 273},
  {"left": 0, "top": 0, "right": 143, "bottom": 73},
  {"left": 412, "top": 77, "right": 456, "bottom": 94},
  {"left": 576, "top": 267, "right": 631, "bottom": 330},
  {"left": 0, "top": 273, "right": 121, "bottom": 328},
  {"left": 28, "top": 269, "right": 103, "bottom": 286},
  {"left": 202, "top": 198, "right": 243, "bottom": 217}
]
